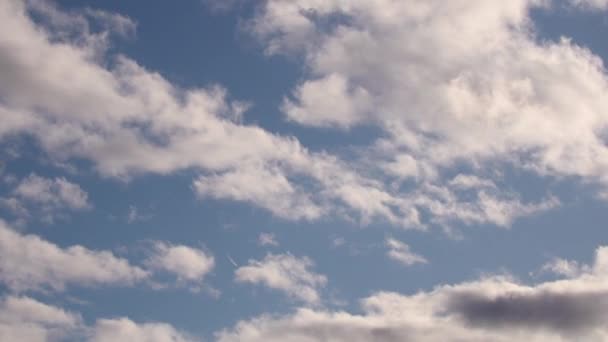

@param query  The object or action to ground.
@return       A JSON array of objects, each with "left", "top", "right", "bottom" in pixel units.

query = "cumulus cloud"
[
  {"left": 218, "top": 246, "right": 608, "bottom": 342},
  {"left": 235, "top": 253, "right": 327, "bottom": 304},
  {"left": 385, "top": 238, "right": 427, "bottom": 266},
  {"left": 13, "top": 174, "right": 89, "bottom": 210},
  {"left": 540, "top": 257, "right": 590, "bottom": 278},
  {"left": 1, "top": 174, "right": 90, "bottom": 223},
  {"left": 145, "top": 242, "right": 215, "bottom": 292},
  {"left": 0, "top": 295, "right": 196, "bottom": 342},
  {"left": 0, "top": 220, "right": 149, "bottom": 292},
  {"left": 193, "top": 164, "right": 324, "bottom": 221},
  {"left": 223, "top": 0, "right": 608, "bottom": 220},
  {"left": 0, "top": 296, "right": 81, "bottom": 342},
  {"left": 91, "top": 318, "right": 196, "bottom": 342},
  {"left": 0, "top": 0, "right": 561, "bottom": 230}
]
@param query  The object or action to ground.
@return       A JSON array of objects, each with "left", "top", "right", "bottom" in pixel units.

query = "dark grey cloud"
[{"left": 448, "top": 290, "right": 608, "bottom": 333}]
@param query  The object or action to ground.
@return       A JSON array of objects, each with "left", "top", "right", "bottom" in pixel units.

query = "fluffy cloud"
[
  {"left": 0, "top": 0, "right": 560, "bottom": 229},
  {"left": 385, "top": 238, "right": 428, "bottom": 266},
  {"left": 1, "top": 174, "right": 90, "bottom": 223},
  {"left": 0, "top": 296, "right": 81, "bottom": 342},
  {"left": 145, "top": 242, "right": 215, "bottom": 291},
  {"left": 13, "top": 174, "right": 89, "bottom": 210},
  {"left": 0, "top": 0, "right": 395, "bottom": 226},
  {"left": 217, "top": 246, "right": 608, "bottom": 342},
  {"left": 235, "top": 253, "right": 327, "bottom": 304},
  {"left": 91, "top": 318, "right": 196, "bottom": 342},
  {"left": 193, "top": 164, "right": 324, "bottom": 221},
  {"left": 0, "top": 220, "right": 148, "bottom": 292},
  {"left": 540, "top": 257, "right": 590, "bottom": 278},
  {"left": 229, "top": 0, "right": 608, "bottom": 215},
  {"left": 0, "top": 295, "right": 196, "bottom": 342},
  {"left": 569, "top": 0, "right": 608, "bottom": 9}
]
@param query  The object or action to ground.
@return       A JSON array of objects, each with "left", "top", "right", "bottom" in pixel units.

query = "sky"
[{"left": 2, "top": 0, "right": 608, "bottom": 341}]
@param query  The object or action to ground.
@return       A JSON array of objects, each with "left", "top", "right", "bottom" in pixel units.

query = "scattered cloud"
[
  {"left": 385, "top": 238, "right": 428, "bottom": 266},
  {"left": 235, "top": 253, "right": 327, "bottom": 304},
  {"left": 1, "top": 174, "right": 90, "bottom": 223},
  {"left": 91, "top": 317, "right": 196, "bottom": 342},
  {"left": 0, "top": 295, "right": 81, "bottom": 342},
  {"left": 0, "top": 0, "right": 563, "bottom": 230},
  {"left": 0, "top": 295, "right": 196, "bottom": 342},
  {"left": 540, "top": 257, "right": 590, "bottom": 278},
  {"left": 145, "top": 242, "right": 215, "bottom": 292},
  {"left": 218, "top": 246, "right": 608, "bottom": 342},
  {"left": 222, "top": 0, "right": 608, "bottom": 224},
  {"left": 0, "top": 220, "right": 149, "bottom": 292},
  {"left": 194, "top": 164, "right": 324, "bottom": 221}
]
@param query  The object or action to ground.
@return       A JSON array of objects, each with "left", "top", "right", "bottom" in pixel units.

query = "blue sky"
[{"left": 2, "top": 0, "right": 608, "bottom": 341}]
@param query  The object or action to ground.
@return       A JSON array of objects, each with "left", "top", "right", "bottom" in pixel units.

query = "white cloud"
[
  {"left": 235, "top": 253, "right": 327, "bottom": 304},
  {"left": 0, "top": 0, "right": 288, "bottom": 179},
  {"left": 233, "top": 0, "right": 608, "bottom": 217},
  {"left": 217, "top": 246, "right": 608, "bottom": 342},
  {"left": 13, "top": 174, "right": 89, "bottom": 210},
  {"left": 0, "top": 220, "right": 149, "bottom": 292},
  {"left": 385, "top": 238, "right": 427, "bottom": 266},
  {"left": 541, "top": 257, "right": 590, "bottom": 278},
  {"left": 448, "top": 174, "right": 497, "bottom": 190},
  {"left": 258, "top": 233, "right": 279, "bottom": 247},
  {"left": 145, "top": 242, "right": 215, "bottom": 291},
  {"left": 0, "top": 0, "right": 564, "bottom": 228},
  {"left": 0, "top": 295, "right": 196, "bottom": 342},
  {"left": 0, "top": 0, "right": 410, "bottom": 228},
  {"left": 0, "top": 0, "right": 562, "bottom": 230},
  {"left": 1, "top": 174, "right": 90, "bottom": 223},
  {"left": 0, "top": 296, "right": 81, "bottom": 342},
  {"left": 282, "top": 73, "right": 372, "bottom": 129},
  {"left": 194, "top": 164, "right": 324, "bottom": 221},
  {"left": 91, "top": 318, "right": 196, "bottom": 342}
]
